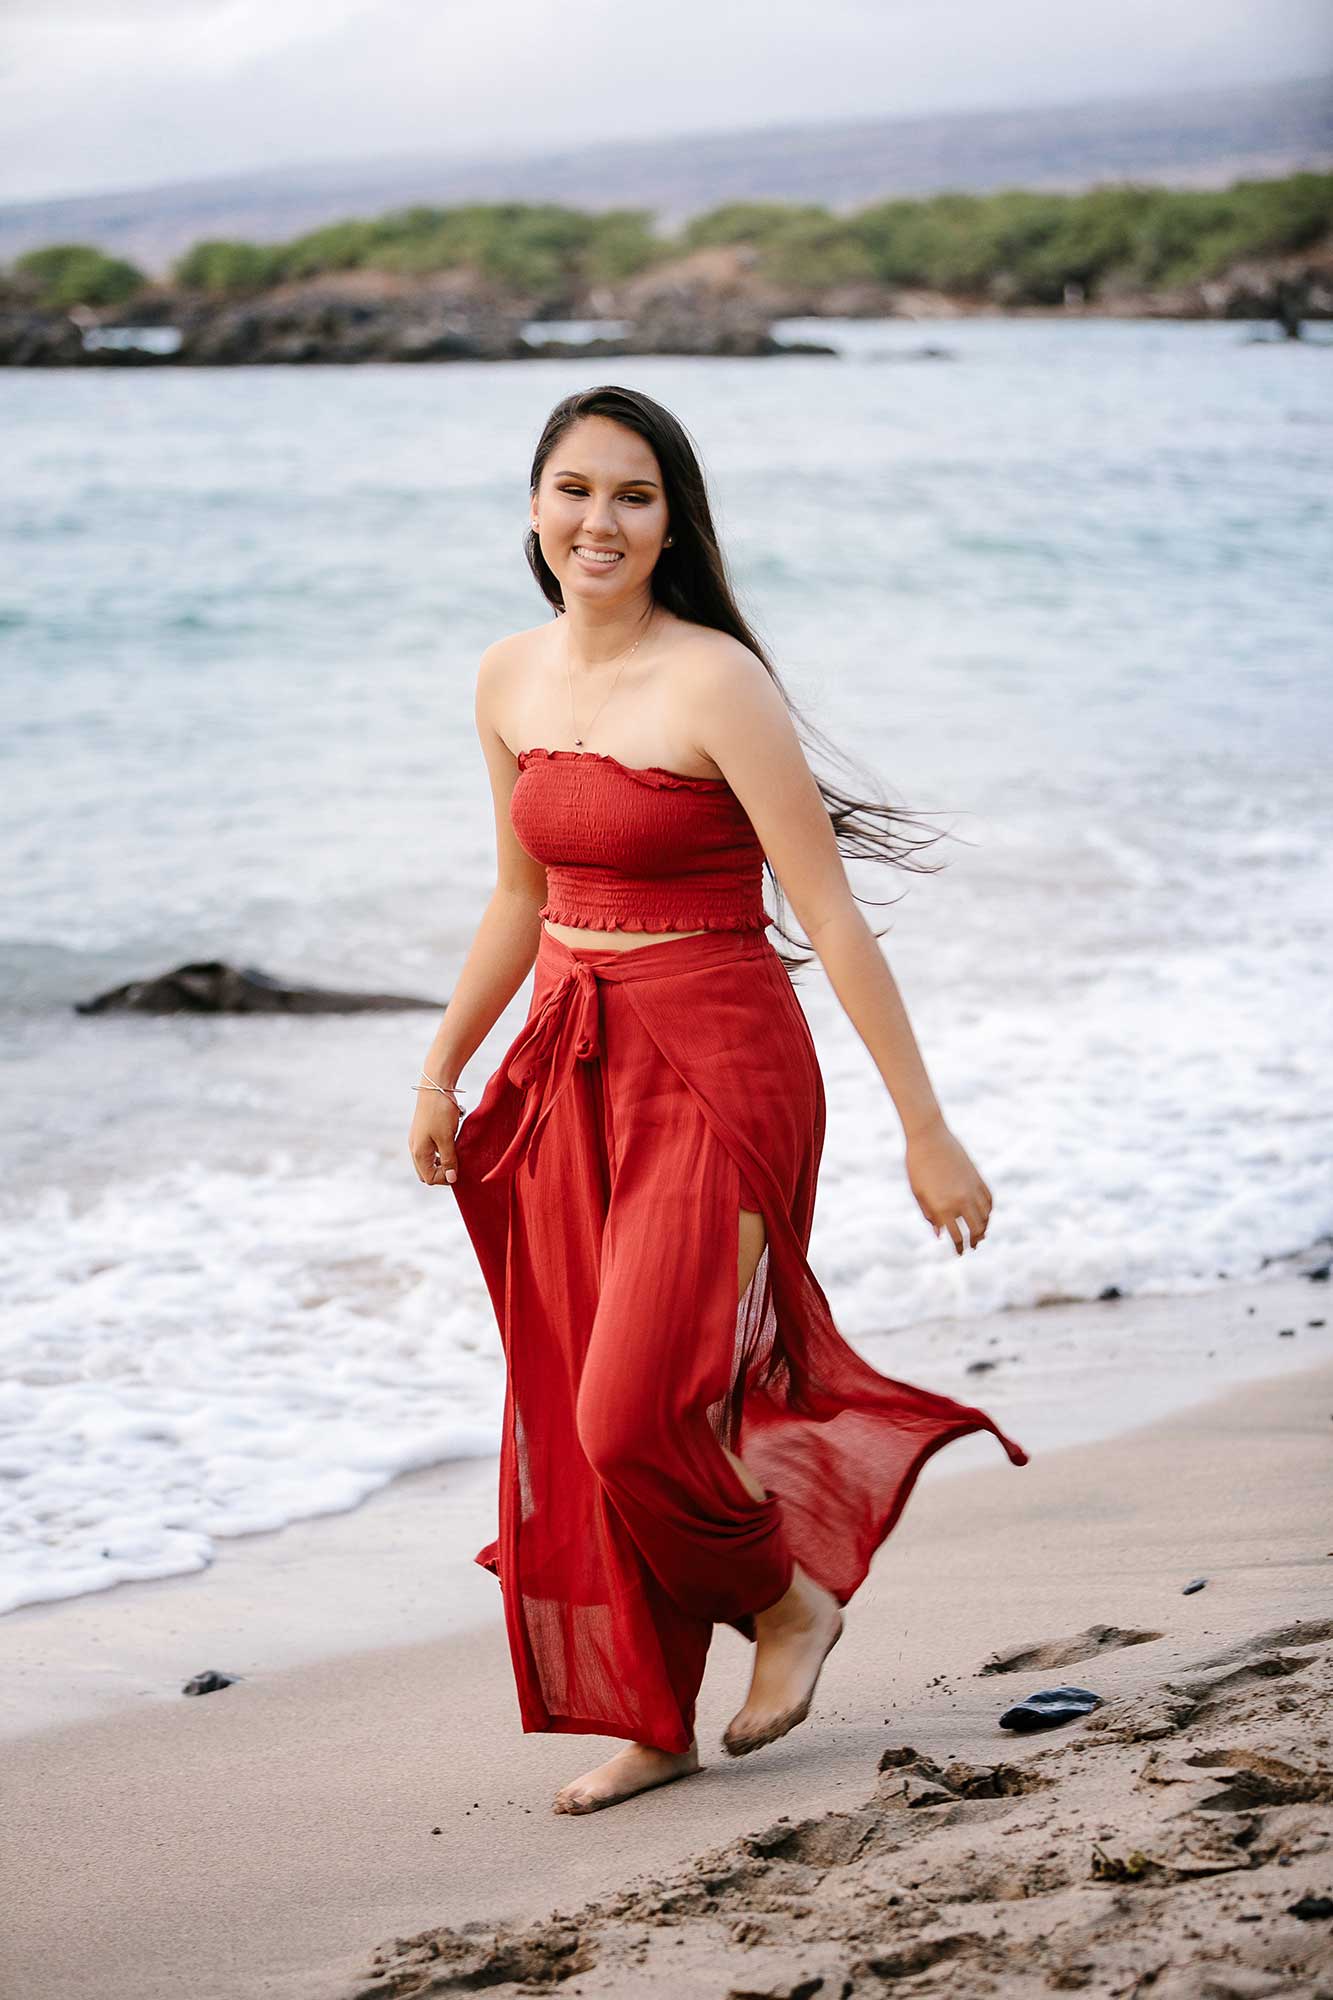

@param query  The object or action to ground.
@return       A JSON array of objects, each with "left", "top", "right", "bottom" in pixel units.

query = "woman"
[{"left": 409, "top": 385, "right": 1027, "bottom": 1817}]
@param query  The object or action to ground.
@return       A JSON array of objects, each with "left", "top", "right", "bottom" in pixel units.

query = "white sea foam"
[{"left": 0, "top": 1156, "right": 501, "bottom": 1614}]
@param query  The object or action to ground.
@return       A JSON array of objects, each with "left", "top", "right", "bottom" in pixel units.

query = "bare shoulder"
[
  {"left": 667, "top": 620, "right": 766, "bottom": 679},
  {"left": 478, "top": 621, "right": 550, "bottom": 682},
  {"left": 476, "top": 622, "right": 552, "bottom": 726},
  {"left": 667, "top": 623, "right": 777, "bottom": 705},
  {"left": 666, "top": 624, "right": 789, "bottom": 744},
  {"left": 656, "top": 623, "right": 810, "bottom": 790}
]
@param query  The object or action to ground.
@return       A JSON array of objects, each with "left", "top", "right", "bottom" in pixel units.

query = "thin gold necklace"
[{"left": 564, "top": 617, "right": 653, "bottom": 749}]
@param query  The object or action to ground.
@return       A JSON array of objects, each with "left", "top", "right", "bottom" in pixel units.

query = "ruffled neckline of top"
[{"left": 516, "top": 746, "right": 732, "bottom": 793}]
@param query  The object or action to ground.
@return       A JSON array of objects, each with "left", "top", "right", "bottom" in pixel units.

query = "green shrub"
[
  {"left": 172, "top": 239, "right": 280, "bottom": 294},
  {"left": 582, "top": 209, "right": 664, "bottom": 284},
  {"left": 14, "top": 243, "right": 145, "bottom": 309},
  {"left": 682, "top": 201, "right": 834, "bottom": 252}
]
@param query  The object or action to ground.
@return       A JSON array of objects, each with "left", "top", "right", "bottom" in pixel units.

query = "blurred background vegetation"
[{"left": 8, "top": 172, "right": 1331, "bottom": 311}]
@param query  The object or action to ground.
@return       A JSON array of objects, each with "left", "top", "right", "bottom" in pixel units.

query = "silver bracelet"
[{"left": 414, "top": 1071, "right": 466, "bottom": 1105}]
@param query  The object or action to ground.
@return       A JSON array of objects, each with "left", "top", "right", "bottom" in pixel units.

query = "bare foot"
[
  {"left": 552, "top": 1739, "right": 700, "bottom": 1815},
  {"left": 722, "top": 1566, "right": 843, "bottom": 1757}
]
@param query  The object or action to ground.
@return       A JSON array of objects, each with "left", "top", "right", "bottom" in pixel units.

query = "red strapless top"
[{"left": 509, "top": 748, "right": 770, "bottom": 933}]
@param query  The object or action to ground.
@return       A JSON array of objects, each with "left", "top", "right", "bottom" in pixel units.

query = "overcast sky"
[{"left": 1, "top": 0, "right": 1329, "bottom": 205}]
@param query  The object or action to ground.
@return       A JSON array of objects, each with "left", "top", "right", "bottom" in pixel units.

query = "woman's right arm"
[{"left": 409, "top": 645, "right": 546, "bottom": 1187}]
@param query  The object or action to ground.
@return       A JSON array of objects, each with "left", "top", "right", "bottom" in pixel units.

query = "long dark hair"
[{"left": 524, "top": 385, "right": 949, "bottom": 966}]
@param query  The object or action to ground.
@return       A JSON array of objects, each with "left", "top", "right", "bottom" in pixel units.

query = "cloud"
[{"left": 0, "top": 0, "right": 1329, "bottom": 203}]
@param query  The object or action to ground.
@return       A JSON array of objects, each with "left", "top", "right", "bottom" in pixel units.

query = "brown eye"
[{"left": 559, "top": 485, "right": 648, "bottom": 501}]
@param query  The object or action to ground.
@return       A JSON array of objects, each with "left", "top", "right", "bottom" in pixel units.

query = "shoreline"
[
  {"left": 3, "top": 290, "right": 1327, "bottom": 369},
  {"left": 1, "top": 1340, "right": 1329, "bottom": 1998},
  {"left": 2, "top": 1254, "right": 1328, "bottom": 1740},
  {"left": 4, "top": 305, "right": 1325, "bottom": 371}
]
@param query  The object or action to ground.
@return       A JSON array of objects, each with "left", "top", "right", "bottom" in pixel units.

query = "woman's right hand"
[{"left": 409, "top": 1092, "right": 462, "bottom": 1188}]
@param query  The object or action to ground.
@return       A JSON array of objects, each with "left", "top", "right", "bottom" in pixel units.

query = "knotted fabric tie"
[{"left": 481, "top": 963, "right": 602, "bottom": 1183}]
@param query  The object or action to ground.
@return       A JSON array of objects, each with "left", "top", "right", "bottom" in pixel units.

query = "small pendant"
[{"left": 574, "top": 737, "right": 584, "bottom": 747}]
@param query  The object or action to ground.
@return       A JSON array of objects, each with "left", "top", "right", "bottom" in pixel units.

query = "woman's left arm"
[{"left": 685, "top": 643, "right": 990, "bottom": 1256}]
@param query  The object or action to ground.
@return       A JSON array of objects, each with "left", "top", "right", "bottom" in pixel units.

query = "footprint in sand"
[{"left": 979, "top": 1622, "right": 1163, "bottom": 1676}]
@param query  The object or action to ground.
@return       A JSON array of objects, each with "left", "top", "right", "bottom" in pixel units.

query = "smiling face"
[{"left": 532, "top": 416, "right": 670, "bottom": 601}]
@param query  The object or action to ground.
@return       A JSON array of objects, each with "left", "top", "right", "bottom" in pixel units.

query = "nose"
[{"left": 580, "top": 497, "right": 618, "bottom": 538}]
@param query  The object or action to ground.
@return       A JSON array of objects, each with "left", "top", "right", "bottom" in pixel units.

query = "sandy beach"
[{"left": 2, "top": 1268, "right": 1330, "bottom": 1999}]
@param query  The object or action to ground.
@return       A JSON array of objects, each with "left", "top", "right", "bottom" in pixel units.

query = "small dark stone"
[
  {"left": 1287, "top": 1895, "right": 1333, "bottom": 1920},
  {"left": 1182, "top": 1577, "right": 1208, "bottom": 1595},
  {"left": 1278, "top": 1328, "right": 1296, "bottom": 1338},
  {"left": 965, "top": 1358, "right": 997, "bottom": 1375},
  {"left": 1309, "top": 1319, "right": 1326, "bottom": 1328},
  {"left": 1097, "top": 1285, "right": 1122, "bottom": 1301},
  {"left": 431, "top": 1827, "right": 441, "bottom": 1835},
  {"left": 1307, "top": 1263, "right": 1330, "bottom": 1283},
  {"left": 182, "top": 1669, "right": 238, "bottom": 1696}
]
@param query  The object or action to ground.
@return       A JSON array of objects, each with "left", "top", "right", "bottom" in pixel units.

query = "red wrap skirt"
[{"left": 452, "top": 924, "right": 1027, "bottom": 1754}]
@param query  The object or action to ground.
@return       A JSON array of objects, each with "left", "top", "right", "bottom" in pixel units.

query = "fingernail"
[{"left": 445, "top": 1169, "right": 457, "bottom": 1184}]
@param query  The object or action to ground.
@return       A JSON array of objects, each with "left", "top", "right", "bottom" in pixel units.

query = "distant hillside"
[{"left": 1, "top": 72, "right": 1329, "bottom": 276}]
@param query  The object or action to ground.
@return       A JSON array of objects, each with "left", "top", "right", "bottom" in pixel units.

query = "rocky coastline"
[{"left": 2, "top": 241, "right": 1329, "bottom": 366}]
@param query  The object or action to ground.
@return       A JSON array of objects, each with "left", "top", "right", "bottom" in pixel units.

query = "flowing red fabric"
[{"left": 452, "top": 912, "right": 1028, "bottom": 1755}]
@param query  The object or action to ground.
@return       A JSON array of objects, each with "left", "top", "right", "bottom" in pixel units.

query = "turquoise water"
[{"left": 2, "top": 319, "right": 1330, "bottom": 1611}]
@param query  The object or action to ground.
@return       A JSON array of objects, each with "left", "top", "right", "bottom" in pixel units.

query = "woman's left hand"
[{"left": 905, "top": 1118, "right": 992, "bottom": 1254}]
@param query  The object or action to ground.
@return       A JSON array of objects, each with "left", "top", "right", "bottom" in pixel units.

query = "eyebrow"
[{"left": 552, "top": 469, "right": 660, "bottom": 488}]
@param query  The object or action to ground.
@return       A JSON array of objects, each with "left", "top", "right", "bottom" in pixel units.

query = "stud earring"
[{"left": 663, "top": 536, "right": 674, "bottom": 547}]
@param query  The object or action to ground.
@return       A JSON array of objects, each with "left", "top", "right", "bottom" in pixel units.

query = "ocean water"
[{"left": 2, "top": 318, "right": 1330, "bottom": 1616}]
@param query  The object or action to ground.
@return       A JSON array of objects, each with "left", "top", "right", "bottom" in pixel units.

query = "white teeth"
[{"left": 574, "top": 547, "right": 622, "bottom": 563}]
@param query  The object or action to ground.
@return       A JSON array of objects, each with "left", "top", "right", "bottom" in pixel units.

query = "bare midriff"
[{"left": 542, "top": 918, "right": 707, "bottom": 952}]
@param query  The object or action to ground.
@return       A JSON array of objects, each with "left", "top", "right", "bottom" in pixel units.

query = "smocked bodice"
[{"left": 509, "top": 747, "right": 770, "bottom": 934}]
